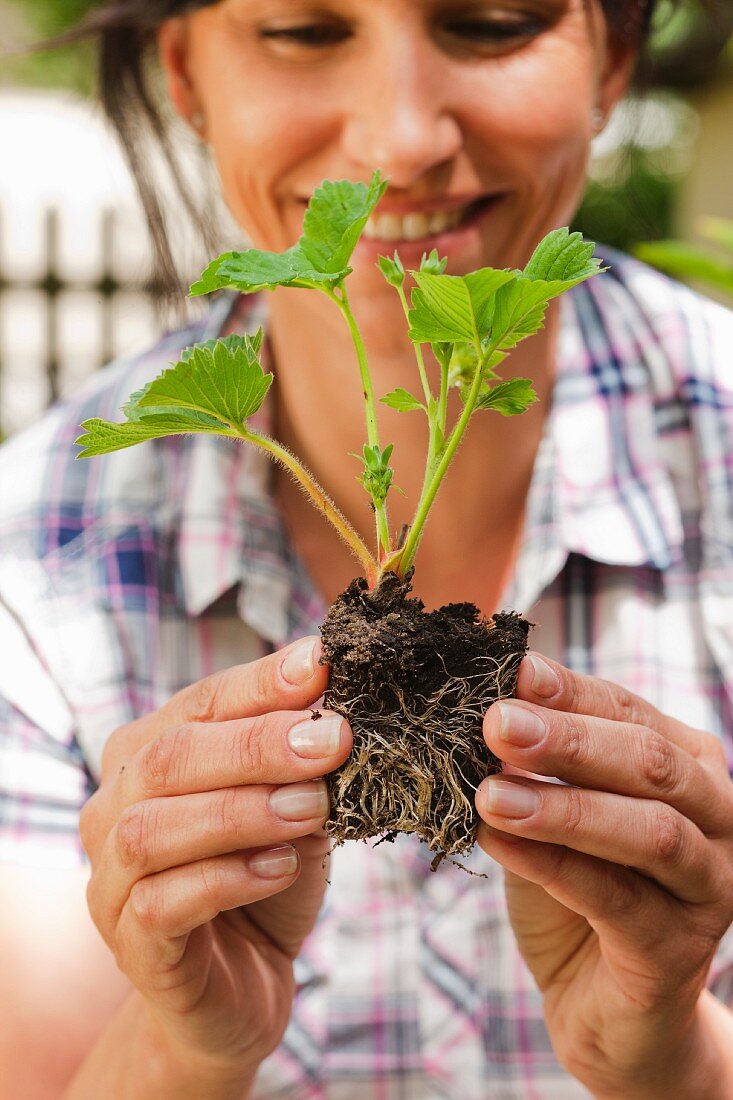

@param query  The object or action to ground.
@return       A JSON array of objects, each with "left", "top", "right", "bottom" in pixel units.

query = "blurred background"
[{"left": 0, "top": 0, "right": 731, "bottom": 439}]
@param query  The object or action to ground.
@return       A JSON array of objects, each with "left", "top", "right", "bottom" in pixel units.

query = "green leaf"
[
  {"left": 474, "top": 378, "right": 539, "bottom": 415},
  {"left": 301, "top": 171, "right": 388, "bottom": 274},
  {"left": 358, "top": 442, "right": 395, "bottom": 506},
  {"left": 76, "top": 336, "right": 273, "bottom": 458},
  {"left": 191, "top": 170, "right": 388, "bottom": 296},
  {"left": 380, "top": 387, "right": 425, "bottom": 413},
  {"left": 190, "top": 244, "right": 338, "bottom": 296},
  {"left": 464, "top": 268, "right": 515, "bottom": 335},
  {"left": 523, "top": 228, "right": 603, "bottom": 288},
  {"left": 489, "top": 277, "right": 554, "bottom": 350},
  {"left": 130, "top": 337, "right": 272, "bottom": 431},
  {"left": 76, "top": 413, "right": 235, "bottom": 458},
  {"left": 408, "top": 273, "right": 477, "bottom": 343},
  {"left": 378, "top": 252, "right": 405, "bottom": 287}
]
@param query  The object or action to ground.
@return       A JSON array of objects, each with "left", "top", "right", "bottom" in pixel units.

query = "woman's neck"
[{"left": 266, "top": 285, "right": 557, "bottom": 613}]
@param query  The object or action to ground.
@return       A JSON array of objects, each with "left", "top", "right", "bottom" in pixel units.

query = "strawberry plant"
[{"left": 77, "top": 171, "right": 602, "bottom": 865}]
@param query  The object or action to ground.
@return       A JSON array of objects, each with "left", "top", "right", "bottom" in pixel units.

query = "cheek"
[{"left": 468, "top": 43, "right": 595, "bottom": 191}]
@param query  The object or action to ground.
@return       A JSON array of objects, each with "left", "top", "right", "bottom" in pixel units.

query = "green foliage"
[
  {"left": 76, "top": 334, "right": 271, "bottom": 456},
  {"left": 634, "top": 218, "right": 733, "bottom": 300},
  {"left": 79, "top": 171, "right": 600, "bottom": 581},
  {"left": 359, "top": 444, "right": 395, "bottom": 507},
  {"left": 191, "top": 174, "right": 388, "bottom": 296}
]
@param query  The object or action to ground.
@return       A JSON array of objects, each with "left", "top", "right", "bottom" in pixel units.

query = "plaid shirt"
[{"left": 1, "top": 252, "right": 732, "bottom": 1098}]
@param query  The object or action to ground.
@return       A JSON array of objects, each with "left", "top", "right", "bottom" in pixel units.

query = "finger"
[
  {"left": 476, "top": 825, "right": 683, "bottom": 961},
  {"left": 112, "top": 847, "right": 300, "bottom": 998},
  {"left": 91, "top": 782, "right": 329, "bottom": 934},
  {"left": 476, "top": 775, "right": 719, "bottom": 904},
  {"left": 101, "top": 636, "right": 328, "bottom": 778},
  {"left": 116, "top": 709, "right": 351, "bottom": 809},
  {"left": 515, "top": 652, "right": 715, "bottom": 760},
  {"left": 484, "top": 700, "right": 733, "bottom": 837}
]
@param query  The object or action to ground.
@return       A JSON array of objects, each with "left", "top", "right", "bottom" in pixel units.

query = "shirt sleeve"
[{"left": 0, "top": 693, "right": 92, "bottom": 870}]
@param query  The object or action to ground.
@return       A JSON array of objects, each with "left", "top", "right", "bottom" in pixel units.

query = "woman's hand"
[
  {"left": 79, "top": 636, "right": 351, "bottom": 1080},
  {"left": 476, "top": 653, "right": 733, "bottom": 1100}
]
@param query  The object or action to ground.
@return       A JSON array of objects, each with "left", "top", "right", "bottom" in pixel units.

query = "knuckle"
[
  {"left": 129, "top": 878, "right": 164, "bottom": 932},
  {"left": 561, "top": 786, "right": 586, "bottom": 838},
  {"left": 236, "top": 716, "right": 268, "bottom": 778},
  {"left": 190, "top": 674, "right": 224, "bottom": 724},
  {"left": 252, "top": 655, "right": 277, "bottom": 710},
  {"left": 198, "top": 858, "right": 227, "bottom": 906},
  {"left": 116, "top": 803, "right": 154, "bottom": 870},
  {"left": 78, "top": 792, "right": 100, "bottom": 854},
  {"left": 640, "top": 732, "right": 679, "bottom": 795},
  {"left": 139, "top": 725, "right": 194, "bottom": 794},
  {"left": 653, "top": 807, "right": 688, "bottom": 868},
  {"left": 214, "top": 788, "right": 243, "bottom": 839},
  {"left": 561, "top": 719, "right": 591, "bottom": 769}
]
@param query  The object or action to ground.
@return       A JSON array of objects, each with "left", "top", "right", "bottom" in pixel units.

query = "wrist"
[
  {"left": 591, "top": 991, "right": 733, "bottom": 1100},
  {"left": 64, "top": 992, "right": 259, "bottom": 1100}
]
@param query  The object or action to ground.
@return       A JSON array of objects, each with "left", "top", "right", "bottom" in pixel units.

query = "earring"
[{"left": 592, "top": 107, "right": 606, "bottom": 134}]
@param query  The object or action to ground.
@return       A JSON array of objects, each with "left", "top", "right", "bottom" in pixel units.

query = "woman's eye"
[
  {"left": 259, "top": 23, "right": 350, "bottom": 47},
  {"left": 443, "top": 16, "right": 545, "bottom": 44}
]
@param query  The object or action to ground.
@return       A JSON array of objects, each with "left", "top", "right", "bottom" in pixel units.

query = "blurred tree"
[{"left": 2, "top": 0, "right": 97, "bottom": 94}]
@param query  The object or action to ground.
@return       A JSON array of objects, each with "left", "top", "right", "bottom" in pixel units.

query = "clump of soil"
[{"left": 320, "top": 571, "right": 531, "bottom": 866}]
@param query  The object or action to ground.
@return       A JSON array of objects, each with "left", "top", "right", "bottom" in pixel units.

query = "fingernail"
[
  {"left": 288, "top": 714, "right": 344, "bottom": 758},
  {"left": 496, "top": 702, "right": 546, "bottom": 747},
  {"left": 269, "top": 781, "right": 329, "bottom": 822},
  {"left": 249, "top": 845, "right": 299, "bottom": 879},
  {"left": 527, "top": 654, "right": 560, "bottom": 698},
  {"left": 281, "top": 638, "right": 318, "bottom": 685},
  {"left": 485, "top": 778, "right": 539, "bottom": 818}
]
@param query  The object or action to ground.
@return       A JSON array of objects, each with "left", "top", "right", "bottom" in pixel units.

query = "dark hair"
[{"left": 62, "top": 0, "right": 660, "bottom": 308}]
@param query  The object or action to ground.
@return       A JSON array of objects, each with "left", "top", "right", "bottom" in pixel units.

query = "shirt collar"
[
  {"left": 179, "top": 263, "right": 686, "bottom": 632},
  {"left": 504, "top": 273, "right": 685, "bottom": 612}
]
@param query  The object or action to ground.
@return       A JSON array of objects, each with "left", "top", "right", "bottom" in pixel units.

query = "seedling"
[{"left": 77, "top": 171, "right": 602, "bottom": 863}]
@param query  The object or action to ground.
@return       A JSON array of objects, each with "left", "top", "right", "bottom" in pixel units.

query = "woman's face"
[{"left": 161, "top": 0, "right": 632, "bottom": 293}]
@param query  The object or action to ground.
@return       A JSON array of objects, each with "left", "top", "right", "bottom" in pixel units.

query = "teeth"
[{"left": 363, "top": 204, "right": 469, "bottom": 242}]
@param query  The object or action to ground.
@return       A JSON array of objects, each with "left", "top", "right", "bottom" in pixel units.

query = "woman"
[{"left": 0, "top": 1, "right": 732, "bottom": 1096}]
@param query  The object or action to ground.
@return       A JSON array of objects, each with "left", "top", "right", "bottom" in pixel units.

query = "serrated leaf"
[
  {"left": 474, "top": 378, "right": 539, "bottom": 415},
  {"left": 132, "top": 339, "right": 272, "bottom": 431},
  {"left": 190, "top": 244, "right": 340, "bottom": 297},
  {"left": 523, "top": 228, "right": 603, "bottom": 288},
  {"left": 408, "top": 273, "right": 477, "bottom": 343},
  {"left": 380, "top": 387, "right": 425, "bottom": 413},
  {"left": 75, "top": 413, "right": 235, "bottom": 458},
  {"left": 301, "top": 171, "right": 388, "bottom": 274},
  {"left": 489, "top": 276, "right": 553, "bottom": 350},
  {"left": 463, "top": 268, "right": 515, "bottom": 335},
  {"left": 180, "top": 331, "right": 265, "bottom": 362}
]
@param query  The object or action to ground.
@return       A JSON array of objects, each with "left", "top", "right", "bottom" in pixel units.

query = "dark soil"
[{"left": 320, "top": 571, "right": 531, "bottom": 865}]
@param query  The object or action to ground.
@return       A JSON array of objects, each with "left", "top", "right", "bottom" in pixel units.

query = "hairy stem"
[
  {"left": 329, "top": 285, "right": 392, "bottom": 558},
  {"left": 241, "top": 427, "right": 377, "bottom": 582}
]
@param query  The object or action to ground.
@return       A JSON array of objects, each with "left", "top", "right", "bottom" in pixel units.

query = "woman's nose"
[{"left": 340, "top": 52, "right": 463, "bottom": 187}]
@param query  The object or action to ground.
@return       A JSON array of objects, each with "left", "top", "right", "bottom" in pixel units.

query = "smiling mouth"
[{"left": 361, "top": 196, "right": 499, "bottom": 243}]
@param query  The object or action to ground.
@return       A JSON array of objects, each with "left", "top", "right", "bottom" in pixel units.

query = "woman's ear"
[
  {"left": 158, "top": 18, "right": 203, "bottom": 131},
  {"left": 595, "top": 36, "right": 638, "bottom": 131}
]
